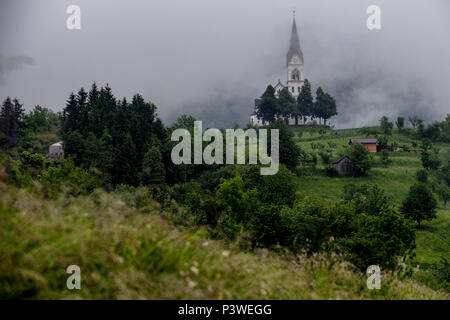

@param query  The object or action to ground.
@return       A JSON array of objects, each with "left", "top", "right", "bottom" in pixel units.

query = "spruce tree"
[
  {"left": 278, "top": 87, "right": 295, "bottom": 123},
  {"left": 141, "top": 146, "right": 166, "bottom": 185},
  {"left": 257, "top": 85, "right": 279, "bottom": 123},
  {"left": 297, "top": 79, "right": 313, "bottom": 125},
  {"left": 0, "top": 97, "right": 25, "bottom": 147}
]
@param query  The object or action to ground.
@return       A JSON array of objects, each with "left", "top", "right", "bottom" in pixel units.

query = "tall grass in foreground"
[{"left": 0, "top": 181, "right": 447, "bottom": 299}]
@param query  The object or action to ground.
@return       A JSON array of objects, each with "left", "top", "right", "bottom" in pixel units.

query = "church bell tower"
[{"left": 286, "top": 12, "right": 304, "bottom": 98}]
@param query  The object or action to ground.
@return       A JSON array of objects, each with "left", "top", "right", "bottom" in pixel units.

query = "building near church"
[{"left": 250, "top": 14, "right": 307, "bottom": 126}]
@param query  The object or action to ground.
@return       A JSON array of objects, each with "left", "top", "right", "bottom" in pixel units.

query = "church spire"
[{"left": 286, "top": 12, "right": 303, "bottom": 66}]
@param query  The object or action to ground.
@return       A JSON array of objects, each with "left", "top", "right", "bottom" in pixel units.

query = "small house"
[
  {"left": 349, "top": 138, "right": 378, "bottom": 152},
  {"left": 49, "top": 141, "right": 64, "bottom": 161},
  {"left": 332, "top": 156, "right": 353, "bottom": 174}
]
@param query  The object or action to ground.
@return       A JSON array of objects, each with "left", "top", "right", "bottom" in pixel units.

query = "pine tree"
[
  {"left": 0, "top": 97, "right": 25, "bottom": 147},
  {"left": 297, "top": 79, "right": 313, "bottom": 124},
  {"left": 141, "top": 147, "right": 166, "bottom": 185},
  {"left": 77, "top": 88, "right": 88, "bottom": 135},
  {"left": 112, "top": 132, "right": 138, "bottom": 185},
  {"left": 0, "top": 97, "right": 14, "bottom": 146},
  {"left": 314, "top": 87, "right": 326, "bottom": 124},
  {"left": 278, "top": 87, "right": 295, "bottom": 123},
  {"left": 257, "top": 85, "right": 279, "bottom": 123},
  {"left": 62, "top": 93, "right": 79, "bottom": 135},
  {"left": 322, "top": 91, "right": 337, "bottom": 126}
]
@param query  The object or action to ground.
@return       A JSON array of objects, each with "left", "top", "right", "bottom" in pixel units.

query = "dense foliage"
[{"left": 256, "top": 79, "right": 337, "bottom": 126}]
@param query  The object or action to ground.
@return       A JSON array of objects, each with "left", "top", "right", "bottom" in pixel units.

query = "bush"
[
  {"left": 346, "top": 143, "right": 373, "bottom": 177},
  {"left": 416, "top": 169, "right": 428, "bottom": 183},
  {"left": 344, "top": 184, "right": 389, "bottom": 216},
  {"left": 172, "top": 181, "right": 208, "bottom": 225},
  {"left": 319, "top": 151, "right": 332, "bottom": 164},
  {"left": 258, "top": 165, "right": 297, "bottom": 206},
  {"left": 335, "top": 205, "right": 415, "bottom": 270},
  {"left": 39, "top": 158, "right": 101, "bottom": 198},
  {"left": 380, "top": 149, "right": 391, "bottom": 167},
  {"left": 400, "top": 183, "right": 437, "bottom": 227},
  {"left": 379, "top": 116, "right": 393, "bottom": 135},
  {"left": 324, "top": 164, "right": 338, "bottom": 177}
]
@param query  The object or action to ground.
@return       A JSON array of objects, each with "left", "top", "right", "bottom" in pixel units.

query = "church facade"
[{"left": 250, "top": 15, "right": 306, "bottom": 126}]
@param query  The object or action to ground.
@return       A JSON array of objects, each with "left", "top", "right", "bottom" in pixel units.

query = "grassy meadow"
[{"left": 292, "top": 126, "right": 449, "bottom": 283}]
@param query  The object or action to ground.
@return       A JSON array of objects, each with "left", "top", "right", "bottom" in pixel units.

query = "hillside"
[
  {"left": 292, "top": 126, "right": 449, "bottom": 289},
  {"left": 1, "top": 90, "right": 448, "bottom": 299},
  {"left": 0, "top": 181, "right": 446, "bottom": 299}
]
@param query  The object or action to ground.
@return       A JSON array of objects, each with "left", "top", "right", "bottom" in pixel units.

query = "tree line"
[{"left": 256, "top": 79, "right": 337, "bottom": 126}]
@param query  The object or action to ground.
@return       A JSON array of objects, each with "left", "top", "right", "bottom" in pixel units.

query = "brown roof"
[
  {"left": 332, "top": 156, "right": 351, "bottom": 164},
  {"left": 349, "top": 138, "right": 378, "bottom": 144}
]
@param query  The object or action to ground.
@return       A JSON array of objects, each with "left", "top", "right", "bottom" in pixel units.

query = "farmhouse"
[
  {"left": 332, "top": 156, "right": 353, "bottom": 174},
  {"left": 349, "top": 138, "right": 378, "bottom": 152}
]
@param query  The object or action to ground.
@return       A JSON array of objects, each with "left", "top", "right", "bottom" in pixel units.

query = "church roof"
[{"left": 286, "top": 17, "right": 303, "bottom": 66}]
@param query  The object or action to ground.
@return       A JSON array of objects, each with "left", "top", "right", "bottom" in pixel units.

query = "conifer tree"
[
  {"left": 297, "top": 79, "right": 313, "bottom": 124},
  {"left": 257, "top": 85, "right": 279, "bottom": 123},
  {"left": 141, "top": 146, "right": 166, "bottom": 185},
  {"left": 278, "top": 87, "right": 295, "bottom": 123}
]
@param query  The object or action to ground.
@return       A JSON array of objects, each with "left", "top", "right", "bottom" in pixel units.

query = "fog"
[{"left": 0, "top": 0, "right": 449, "bottom": 128}]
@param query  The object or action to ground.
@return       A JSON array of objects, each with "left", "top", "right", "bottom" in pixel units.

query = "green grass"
[
  {"left": 293, "top": 127, "right": 449, "bottom": 291},
  {"left": 0, "top": 182, "right": 447, "bottom": 299},
  {"left": 415, "top": 208, "right": 450, "bottom": 264}
]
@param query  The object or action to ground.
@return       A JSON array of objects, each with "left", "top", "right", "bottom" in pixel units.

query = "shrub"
[
  {"left": 39, "top": 158, "right": 100, "bottom": 198},
  {"left": 344, "top": 184, "right": 389, "bottom": 216},
  {"left": 380, "top": 149, "right": 391, "bottom": 167},
  {"left": 324, "top": 164, "right": 338, "bottom": 177},
  {"left": 346, "top": 143, "right": 373, "bottom": 177},
  {"left": 335, "top": 205, "right": 415, "bottom": 270},
  {"left": 400, "top": 183, "right": 437, "bottom": 227},
  {"left": 416, "top": 169, "right": 428, "bottom": 183},
  {"left": 379, "top": 116, "right": 393, "bottom": 135},
  {"left": 319, "top": 151, "right": 332, "bottom": 165},
  {"left": 258, "top": 165, "right": 297, "bottom": 207}
]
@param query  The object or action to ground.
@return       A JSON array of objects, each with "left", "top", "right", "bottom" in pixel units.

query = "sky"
[{"left": 0, "top": 0, "right": 449, "bottom": 129}]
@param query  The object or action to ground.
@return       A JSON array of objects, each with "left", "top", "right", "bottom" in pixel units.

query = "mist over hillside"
[{"left": 0, "top": 0, "right": 449, "bottom": 129}]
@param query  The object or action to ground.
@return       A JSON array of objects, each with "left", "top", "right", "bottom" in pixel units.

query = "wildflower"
[{"left": 190, "top": 266, "right": 199, "bottom": 275}]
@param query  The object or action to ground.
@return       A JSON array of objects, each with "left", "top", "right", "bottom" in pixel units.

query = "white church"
[{"left": 250, "top": 15, "right": 307, "bottom": 126}]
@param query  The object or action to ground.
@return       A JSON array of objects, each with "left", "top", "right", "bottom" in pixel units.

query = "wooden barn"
[
  {"left": 332, "top": 156, "right": 353, "bottom": 174},
  {"left": 349, "top": 138, "right": 378, "bottom": 152}
]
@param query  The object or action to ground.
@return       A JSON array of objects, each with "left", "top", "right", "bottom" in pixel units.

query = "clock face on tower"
[{"left": 291, "top": 55, "right": 299, "bottom": 64}]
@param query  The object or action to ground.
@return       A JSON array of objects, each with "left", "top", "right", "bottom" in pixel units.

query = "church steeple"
[{"left": 286, "top": 13, "right": 303, "bottom": 66}]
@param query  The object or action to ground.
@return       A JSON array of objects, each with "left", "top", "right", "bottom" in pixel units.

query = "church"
[{"left": 250, "top": 15, "right": 307, "bottom": 126}]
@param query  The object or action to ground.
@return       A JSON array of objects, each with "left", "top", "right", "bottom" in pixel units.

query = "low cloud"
[{"left": 0, "top": 55, "right": 34, "bottom": 85}]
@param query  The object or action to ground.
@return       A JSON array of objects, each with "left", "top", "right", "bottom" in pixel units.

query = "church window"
[
  {"left": 291, "top": 87, "right": 294, "bottom": 93},
  {"left": 298, "top": 87, "right": 300, "bottom": 92}
]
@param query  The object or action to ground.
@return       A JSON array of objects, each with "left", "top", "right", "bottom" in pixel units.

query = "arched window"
[{"left": 292, "top": 69, "right": 300, "bottom": 80}]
